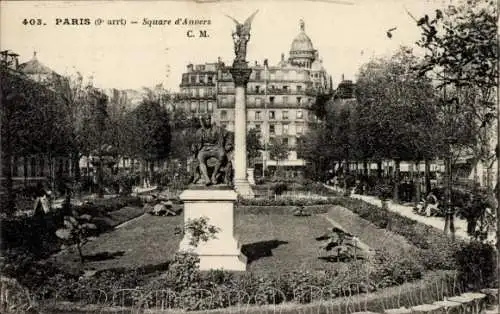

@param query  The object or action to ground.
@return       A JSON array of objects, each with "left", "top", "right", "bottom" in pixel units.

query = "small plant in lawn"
[
  {"left": 315, "top": 227, "right": 360, "bottom": 262},
  {"left": 293, "top": 205, "right": 311, "bottom": 217},
  {"left": 55, "top": 209, "right": 97, "bottom": 264}
]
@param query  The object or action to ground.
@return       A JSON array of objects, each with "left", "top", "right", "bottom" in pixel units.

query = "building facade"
[{"left": 178, "top": 20, "right": 333, "bottom": 177}]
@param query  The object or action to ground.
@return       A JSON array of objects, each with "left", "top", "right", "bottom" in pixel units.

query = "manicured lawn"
[{"left": 52, "top": 209, "right": 348, "bottom": 274}]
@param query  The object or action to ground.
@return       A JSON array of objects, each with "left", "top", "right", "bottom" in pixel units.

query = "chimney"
[
  {"left": 281, "top": 53, "right": 284, "bottom": 61},
  {"left": 255, "top": 61, "right": 258, "bottom": 66},
  {"left": 341, "top": 73, "right": 345, "bottom": 81}
]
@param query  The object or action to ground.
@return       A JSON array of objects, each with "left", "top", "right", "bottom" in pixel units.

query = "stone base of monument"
[
  {"left": 178, "top": 188, "right": 247, "bottom": 271},
  {"left": 234, "top": 179, "right": 255, "bottom": 199}
]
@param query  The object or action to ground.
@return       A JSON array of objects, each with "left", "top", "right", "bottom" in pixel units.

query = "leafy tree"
[
  {"left": 269, "top": 137, "right": 289, "bottom": 179},
  {"left": 354, "top": 48, "right": 441, "bottom": 199},
  {"left": 129, "top": 100, "right": 171, "bottom": 186},
  {"left": 410, "top": 0, "right": 497, "bottom": 238},
  {"left": 246, "top": 128, "right": 263, "bottom": 168},
  {"left": 413, "top": 0, "right": 497, "bottom": 90},
  {"left": 297, "top": 124, "right": 334, "bottom": 180},
  {"left": 1, "top": 57, "right": 75, "bottom": 211}
]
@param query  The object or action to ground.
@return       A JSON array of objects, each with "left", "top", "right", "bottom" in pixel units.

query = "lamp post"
[{"left": 263, "top": 59, "right": 269, "bottom": 180}]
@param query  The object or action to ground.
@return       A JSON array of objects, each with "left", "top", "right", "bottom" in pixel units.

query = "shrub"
[
  {"left": 272, "top": 182, "right": 288, "bottom": 196},
  {"left": 375, "top": 183, "right": 393, "bottom": 200},
  {"left": 454, "top": 240, "right": 496, "bottom": 289},
  {"left": 79, "top": 196, "right": 143, "bottom": 214},
  {"left": 371, "top": 248, "right": 425, "bottom": 287}
]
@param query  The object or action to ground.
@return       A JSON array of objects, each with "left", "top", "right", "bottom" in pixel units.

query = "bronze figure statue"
[
  {"left": 189, "top": 114, "right": 233, "bottom": 186},
  {"left": 225, "top": 10, "right": 258, "bottom": 65}
]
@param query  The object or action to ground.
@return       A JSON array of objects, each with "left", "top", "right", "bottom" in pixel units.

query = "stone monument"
[
  {"left": 226, "top": 10, "right": 258, "bottom": 198},
  {"left": 178, "top": 11, "right": 260, "bottom": 271},
  {"left": 179, "top": 114, "right": 246, "bottom": 271}
]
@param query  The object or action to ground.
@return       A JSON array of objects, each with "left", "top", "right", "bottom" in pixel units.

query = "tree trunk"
[
  {"left": 23, "top": 157, "right": 28, "bottom": 187},
  {"left": 443, "top": 155, "right": 455, "bottom": 240},
  {"left": 376, "top": 161, "right": 382, "bottom": 178},
  {"left": 415, "top": 161, "right": 421, "bottom": 203},
  {"left": 149, "top": 161, "right": 155, "bottom": 186},
  {"left": 74, "top": 153, "right": 81, "bottom": 181},
  {"left": 363, "top": 160, "right": 368, "bottom": 176},
  {"left": 393, "top": 159, "right": 400, "bottom": 202},
  {"left": 3, "top": 153, "right": 15, "bottom": 215},
  {"left": 141, "top": 159, "right": 147, "bottom": 188},
  {"left": 424, "top": 159, "right": 431, "bottom": 194},
  {"left": 77, "top": 243, "right": 85, "bottom": 264},
  {"left": 86, "top": 155, "right": 91, "bottom": 194}
]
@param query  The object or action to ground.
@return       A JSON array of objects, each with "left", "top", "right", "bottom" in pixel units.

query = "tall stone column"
[{"left": 230, "top": 65, "right": 254, "bottom": 198}]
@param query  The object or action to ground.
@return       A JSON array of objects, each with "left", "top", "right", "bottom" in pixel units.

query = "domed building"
[
  {"left": 18, "top": 51, "right": 61, "bottom": 84},
  {"left": 288, "top": 20, "right": 316, "bottom": 68},
  {"left": 178, "top": 20, "right": 333, "bottom": 179}
]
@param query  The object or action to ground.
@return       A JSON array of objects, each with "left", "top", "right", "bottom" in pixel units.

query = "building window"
[
  {"left": 200, "top": 102, "right": 207, "bottom": 113},
  {"left": 221, "top": 110, "right": 227, "bottom": 120},
  {"left": 191, "top": 102, "right": 197, "bottom": 112},
  {"left": 255, "top": 111, "right": 261, "bottom": 120},
  {"left": 283, "top": 86, "right": 289, "bottom": 92},
  {"left": 296, "top": 110, "right": 303, "bottom": 119},
  {"left": 283, "top": 111, "right": 289, "bottom": 120},
  {"left": 269, "top": 124, "right": 275, "bottom": 135},
  {"left": 283, "top": 124, "right": 289, "bottom": 135},
  {"left": 283, "top": 96, "right": 288, "bottom": 105},
  {"left": 255, "top": 124, "right": 261, "bottom": 131},
  {"left": 255, "top": 97, "right": 263, "bottom": 106},
  {"left": 255, "top": 86, "right": 260, "bottom": 93},
  {"left": 199, "top": 88, "right": 205, "bottom": 97},
  {"left": 255, "top": 70, "right": 261, "bottom": 80},
  {"left": 296, "top": 97, "right": 302, "bottom": 105},
  {"left": 297, "top": 85, "right": 302, "bottom": 92},
  {"left": 269, "top": 111, "right": 275, "bottom": 119},
  {"left": 282, "top": 137, "right": 289, "bottom": 145},
  {"left": 207, "top": 102, "right": 213, "bottom": 112},
  {"left": 221, "top": 123, "right": 227, "bottom": 129},
  {"left": 270, "top": 96, "right": 275, "bottom": 105}
]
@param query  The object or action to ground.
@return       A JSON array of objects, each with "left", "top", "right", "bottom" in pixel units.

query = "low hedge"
[
  {"left": 79, "top": 196, "right": 143, "bottom": 215},
  {"left": 27, "top": 254, "right": 460, "bottom": 313},
  {"left": 331, "top": 197, "right": 497, "bottom": 288}
]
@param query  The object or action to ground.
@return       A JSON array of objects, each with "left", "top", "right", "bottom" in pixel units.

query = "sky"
[{"left": 0, "top": 0, "right": 450, "bottom": 91}]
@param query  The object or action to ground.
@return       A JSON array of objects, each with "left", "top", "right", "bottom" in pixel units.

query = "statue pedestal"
[{"left": 179, "top": 188, "right": 247, "bottom": 271}]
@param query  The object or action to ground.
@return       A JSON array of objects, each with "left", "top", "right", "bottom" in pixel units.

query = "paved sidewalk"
[
  {"left": 351, "top": 193, "right": 469, "bottom": 240},
  {"left": 324, "top": 184, "right": 496, "bottom": 242}
]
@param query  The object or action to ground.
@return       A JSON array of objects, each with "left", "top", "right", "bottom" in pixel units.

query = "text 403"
[{"left": 22, "top": 19, "right": 44, "bottom": 26}]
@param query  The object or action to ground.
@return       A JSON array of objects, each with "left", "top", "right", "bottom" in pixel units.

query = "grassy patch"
[{"left": 52, "top": 211, "right": 343, "bottom": 274}]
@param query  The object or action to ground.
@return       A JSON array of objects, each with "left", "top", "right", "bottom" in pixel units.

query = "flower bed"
[
  {"left": 236, "top": 205, "right": 330, "bottom": 215},
  {"left": 237, "top": 197, "right": 337, "bottom": 207}
]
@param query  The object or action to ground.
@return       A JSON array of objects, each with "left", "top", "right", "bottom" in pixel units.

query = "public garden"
[{"left": 1, "top": 0, "right": 499, "bottom": 313}]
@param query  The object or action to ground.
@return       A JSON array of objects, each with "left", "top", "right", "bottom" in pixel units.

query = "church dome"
[
  {"left": 290, "top": 20, "right": 314, "bottom": 53},
  {"left": 19, "top": 52, "right": 55, "bottom": 75}
]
